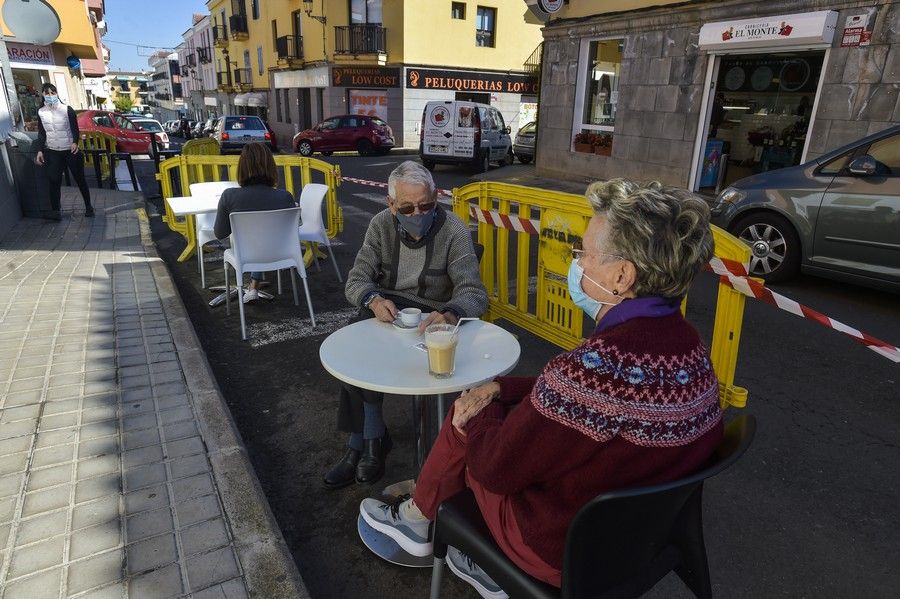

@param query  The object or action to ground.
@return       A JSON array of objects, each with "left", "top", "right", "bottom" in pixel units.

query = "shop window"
[
  {"left": 476, "top": 6, "right": 495, "bottom": 47},
  {"left": 572, "top": 38, "right": 621, "bottom": 153},
  {"left": 452, "top": 2, "right": 466, "bottom": 19}
]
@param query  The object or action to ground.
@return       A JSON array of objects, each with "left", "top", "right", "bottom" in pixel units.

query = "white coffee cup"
[{"left": 399, "top": 308, "right": 422, "bottom": 327}]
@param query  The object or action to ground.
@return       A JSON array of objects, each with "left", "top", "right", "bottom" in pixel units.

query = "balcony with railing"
[
  {"left": 213, "top": 24, "right": 228, "bottom": 47},
  {"left": 185, "top": 52, "right": 197, "bottom": 68},
  {"left": 216, "top": 70, "right": 232, "bottom": 91},
  {"left": 524, "top": 43, "right": 543, "bottom": 75},
  {"left": 275, "top": 34, "right": 303, "bottom": 67},
  {"left": 334, "top": 25, "right": 386, "bottom": 55},
  {"left": 229, "top": 14, "right": 249, "bottom": 41},
  {"left": 197, "top": 47, "right": 212, "bottom": 64},
  {"left": 233, "top": 67, "right": 252, "bottom": 90}
]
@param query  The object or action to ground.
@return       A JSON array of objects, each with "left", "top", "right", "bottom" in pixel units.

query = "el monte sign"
[{"left": 699, "top": 10, "right": 837, "bottom": 50}]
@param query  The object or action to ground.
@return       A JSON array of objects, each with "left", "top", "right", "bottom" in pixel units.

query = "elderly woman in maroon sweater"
[{"left": 360, "top": 179, "right": 723, "bottom": 597}]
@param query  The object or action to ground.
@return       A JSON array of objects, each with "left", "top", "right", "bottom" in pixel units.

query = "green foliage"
[{"left": 113, "top": 96, "right": 133, "bottom": 113}]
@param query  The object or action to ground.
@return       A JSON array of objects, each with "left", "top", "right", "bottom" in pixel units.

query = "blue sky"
[{"left": 104, "top": 0, "right": 209, "bottom": 72}]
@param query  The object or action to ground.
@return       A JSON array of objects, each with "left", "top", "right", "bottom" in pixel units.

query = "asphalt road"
[{"left": 135, "top": 146, "right": 900, "bottom": 598}]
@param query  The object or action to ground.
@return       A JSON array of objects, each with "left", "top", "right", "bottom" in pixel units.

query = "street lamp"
[{"left": 303, "top": 0, "right": 326, "bottom": 24}]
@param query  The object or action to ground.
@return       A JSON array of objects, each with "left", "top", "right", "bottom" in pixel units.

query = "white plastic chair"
[
  {"left": 190, "top": 181, "right": 240, "bottom": 288},
  {"left": 297, "top": 183, "right": 342, "bottom": 282},
  {"left": 224, "top": 207, "right": 316, "bottom": 340}
]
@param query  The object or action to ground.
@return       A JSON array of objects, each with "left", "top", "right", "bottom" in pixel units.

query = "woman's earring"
[{"left": 612, "top": 289, "right": 619, "bottom": 296}]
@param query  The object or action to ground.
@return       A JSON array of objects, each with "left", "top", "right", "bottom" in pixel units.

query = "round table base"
[{"left": 358, "top": 479, "right": 432, "bottom": 568}]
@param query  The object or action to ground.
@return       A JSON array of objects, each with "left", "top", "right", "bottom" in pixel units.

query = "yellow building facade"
[
  {"left": 1, "top": 0, "right": 103, "bottom": 129},
  {"left": 205, "top": 0, "right": 543, "bottom": 149}
]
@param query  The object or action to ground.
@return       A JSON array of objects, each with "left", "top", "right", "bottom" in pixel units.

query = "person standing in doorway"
[{"left": 34, "top": 83, "right": 94, "bottom": 220}]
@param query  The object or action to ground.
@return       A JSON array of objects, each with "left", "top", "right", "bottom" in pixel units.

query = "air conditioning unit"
[{"left": 95, "top": 20, "right": 107, "bottom": 36}]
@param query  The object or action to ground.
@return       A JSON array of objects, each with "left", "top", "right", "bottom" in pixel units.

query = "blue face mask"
[
  {"left": 396, "top": 209, "right": 434, "bottom": 238},
  {"left": 44, "top": 95, "right": 59, "bottom": 105},
  {"left": 567, "top": 258, "right": 620, "bottom": 319}
]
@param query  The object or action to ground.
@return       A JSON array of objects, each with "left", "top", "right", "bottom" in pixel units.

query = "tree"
[{"left": 113, "top": 96, "right": 133, "bottom": 113}]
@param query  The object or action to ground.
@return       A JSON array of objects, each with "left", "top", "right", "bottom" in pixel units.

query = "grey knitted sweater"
[{"left": 345, "top": 206, "right": 488, "bottom": 318}]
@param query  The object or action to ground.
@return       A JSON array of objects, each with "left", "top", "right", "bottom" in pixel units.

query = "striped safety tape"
[
  {"left": 341, "top": 176, "right": 453, "bottom": 196},
  {"left": 467, "top": 205, "right": 540, "bottom": 235},
  {"left": 706, "top": 261, "right": 900, "bottom": 363}
]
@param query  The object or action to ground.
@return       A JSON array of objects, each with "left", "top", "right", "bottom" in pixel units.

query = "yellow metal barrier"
[
  {"left": 157, "top": 154, "right": 343, "bottom": 262},
  {"left": 453, "top": 182, "right": 751, "bottom": 409},
  {"left": 78, "top": 131, "right": 116, "bottom": 180}
]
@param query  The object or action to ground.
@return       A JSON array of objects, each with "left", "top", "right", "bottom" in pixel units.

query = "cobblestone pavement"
[{"left": 0, "top": 189, "right": 303, "bottom": 599}]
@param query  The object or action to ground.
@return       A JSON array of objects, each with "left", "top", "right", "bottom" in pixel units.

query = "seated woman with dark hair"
[
  {"left": 360, "top": 179, "right": 724, "bottom": 598},
  {"left": 213, "top": 142, "right": 296, "bottom": 302}
]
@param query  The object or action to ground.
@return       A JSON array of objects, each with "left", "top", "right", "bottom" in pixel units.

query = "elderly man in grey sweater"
[{"left": 325, "top": 160, "right": 488, "bottom": 489}]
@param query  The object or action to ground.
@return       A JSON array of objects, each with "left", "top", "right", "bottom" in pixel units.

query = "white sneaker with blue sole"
[{"left": 359, "top": 494, "right": 433, "bottom": 557}]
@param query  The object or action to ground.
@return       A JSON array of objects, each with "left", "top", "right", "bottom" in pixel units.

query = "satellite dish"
[{"left": 2, "top": 0, "right": 62, "bottom": 46}]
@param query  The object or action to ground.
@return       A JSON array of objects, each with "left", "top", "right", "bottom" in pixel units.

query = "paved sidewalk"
[{"left": 0, "top": 189, "right": 305, "bottom": 598}]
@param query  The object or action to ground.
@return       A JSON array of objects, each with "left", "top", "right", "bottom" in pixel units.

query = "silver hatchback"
[
  {"left": 712, "top": 125, "right": 899, "bottom": 292},
  {"left": 215, "top": 115, "right": 271, "bottom": 153}
]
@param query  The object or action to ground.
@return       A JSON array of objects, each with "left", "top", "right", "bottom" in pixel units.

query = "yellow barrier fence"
[
  {"left": 452, "top": 182, "right": 751, "bottom": 409},
  {"left": 157, "top": 154, "right": 343, "bottom": 262},
  {"left": 78, "top": 131, "right": 116, "bottom": 181}
]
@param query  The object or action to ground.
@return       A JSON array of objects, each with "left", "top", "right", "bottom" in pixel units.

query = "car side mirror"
[
  {"left": 848, "top": 155, "right": 877, "bottom": 176},
  {"left": 504, "top": 126, "right": 511, "bottom": 134}
]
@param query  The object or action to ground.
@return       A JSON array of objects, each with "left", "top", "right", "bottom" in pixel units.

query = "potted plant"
[
  {"left": 573, "top": 132, "right": 593, "bottom": 153},
  {"left": 593, "top": 133, "right": 613, "bottom": 156}
]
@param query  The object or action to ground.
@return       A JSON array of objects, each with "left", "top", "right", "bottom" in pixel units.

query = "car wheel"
[
  {"left": 730, "top": 212, "right": 801, "bottom": 283},
  {"left": 297, "top": 140, "right": 313, "bottom": 156},
  {"left": 322, "top": 151, "right": 333, "bottom": 156},
  {"left": 357, "top": 139, "right": 373, "bottom": 156},
  {"left": 516, "top": 154, "right": 532, "bottom": 164}
]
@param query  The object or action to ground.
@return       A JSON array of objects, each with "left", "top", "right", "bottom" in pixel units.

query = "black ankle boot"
[
  {"left": 323, "top": 446, "right": 361, "bottom": 489},
  {"left": 356, "top": 432, "right": 392, "bottom": 484}
]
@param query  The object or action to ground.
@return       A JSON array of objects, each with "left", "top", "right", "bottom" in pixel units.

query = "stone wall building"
[{"left": 536, "top": 0, "right": 899, "bottom": 193}]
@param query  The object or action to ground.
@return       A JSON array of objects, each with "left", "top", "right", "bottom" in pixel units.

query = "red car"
[
  {"left": 76, "top": 110, "right": 163, "bottom": 156},
  {"left": 292, "top": 114, "right": 394, "bottom": 157}
]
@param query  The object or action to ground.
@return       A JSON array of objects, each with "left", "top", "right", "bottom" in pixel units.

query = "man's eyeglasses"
[
  {"left": 571, "top": 238, "right": 623, "bottom": 262},
  {"left": 394, "top": 201, "right": 437, "bottom": 215}
]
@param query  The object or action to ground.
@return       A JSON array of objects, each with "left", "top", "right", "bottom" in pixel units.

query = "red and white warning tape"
[
  {"left": 341, "top": 176, "right": 453, "bottom": 197},
  {"left": 705, "top": 261, "right": 900, "bottom": 363},
  {"left": 468, "top": 206, "right": 540, "bottom": 235}
]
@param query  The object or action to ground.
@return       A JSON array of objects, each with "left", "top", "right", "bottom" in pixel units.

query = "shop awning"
[
  {"left": 234, "top": 93, "right": 249, "bottom": 106},
  {"left": 234, "top": 92, "right": 268, "bottom": 107}
]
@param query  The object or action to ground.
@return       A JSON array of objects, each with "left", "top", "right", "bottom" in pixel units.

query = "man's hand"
[
  {"left": 370, "top": 296, "right": 398, "bottom": 322},
  {"left": 452, "top": 381, "right": 501, "bottom": 434},
  {"left": 70, "top": 143, "right": 79, "bottom": 154},
  {"left": 418, "top": 310, "right": 457, "bottom": 334},
  {"left": 35, "top": 151, "right": 44, "bottom": 165}
]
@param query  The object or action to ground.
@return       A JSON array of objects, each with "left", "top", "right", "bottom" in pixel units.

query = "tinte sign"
[
  {"left": 331, "top": 67, "right": 400, "bottom": 88},
  {"left": 7, "top": 42, "right": 54, "bottom": 66},
  {"left": 699, "top": 11, "right": 837, "bottom": 50},
  {"left": 406, "top": 68, "right": 538, "bottom": 94}
]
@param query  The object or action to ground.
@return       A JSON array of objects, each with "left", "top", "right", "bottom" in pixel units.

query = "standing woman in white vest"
[{"left": 34, "top": 83, "right": 94, "bottom": 220}]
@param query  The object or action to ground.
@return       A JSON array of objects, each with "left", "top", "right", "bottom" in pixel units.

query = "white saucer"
[{"left": 392, "top": 319, "right": 421, "bottom": 333}]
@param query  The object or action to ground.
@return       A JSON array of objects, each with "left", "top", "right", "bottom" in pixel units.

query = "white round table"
[{"left": 320, "top": 317, "right": 520, "bottom": 567}]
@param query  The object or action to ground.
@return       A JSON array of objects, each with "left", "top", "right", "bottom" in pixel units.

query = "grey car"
[
  {"left": 712, "top": 125, "right": 899, "bottom": 292},
  {"left": 214, "top": 115, "right": 271, "bottom": 153},
  {"left": 513, "top": 121, "right": 536, "bottom": 164}
]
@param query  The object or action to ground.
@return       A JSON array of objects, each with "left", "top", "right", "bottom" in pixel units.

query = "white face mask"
[{"left": 567, "top": 258, "right": 621, "bottom": 319}]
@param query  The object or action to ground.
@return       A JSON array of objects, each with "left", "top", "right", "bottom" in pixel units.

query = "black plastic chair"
[{"left": 429, "top": 414, "right": 756, "bottom": 599}]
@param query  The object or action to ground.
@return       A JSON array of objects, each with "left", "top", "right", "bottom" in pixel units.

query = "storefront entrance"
[{"left": 697, "top": 50, "right": 825, "bottom": 192}]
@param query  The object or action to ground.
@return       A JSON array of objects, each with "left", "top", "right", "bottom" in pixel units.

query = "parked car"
[
  {"left": 263, "top": 120, "right": 278, "bottom": 152},
  {"left": 214, "top": 115, "right": 272, "bottom": 153},
  {"left": 712, "top": 125, "right": 900, "bottom": 292},
  {"left": 419, "top": 100, "right": 513, "bottom": 172},
  {"left": 513, "top": 121, "right": 536, "bottom": 164},
  {"left": 128, "top": 118, "right": 170, "bottom": 150},
  {"left": 76, "top": 109, "right": 158, "bottom": 156},
  {"left": 292, "top": 114, "right": 394, "bottom": 157},
  {"left": 199, "top": 117, "right": 217, "bottom": 137},
  {"left": 163, "top": 120, "right": 176, "bottom": 134},
  {"left": 191, "top": 120, "right": 205, "bottom": 137}
]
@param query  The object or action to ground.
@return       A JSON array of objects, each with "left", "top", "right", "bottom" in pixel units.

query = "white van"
[{"left": 419, "top": 101, "right": 513, "bottom": 172}]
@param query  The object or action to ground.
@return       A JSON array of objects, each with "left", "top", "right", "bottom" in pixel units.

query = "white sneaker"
[
  {"left": 242, "top": 288, "right": 259, "bottom": 303},
  {"left": 446, "top": 547, "right": 508, "bottom": 599},
  {"left": 359, "top": 495, "right": 433, "bottom": 557}
]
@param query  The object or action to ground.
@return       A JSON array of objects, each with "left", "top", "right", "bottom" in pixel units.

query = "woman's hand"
[
  {"left": 70, "top": 143, "right": 79, "bottom": 154},
  {"left": 452, "top": 381, "right": 501, "bottom": 434},
  {"left": 35, "top": 151, "right": 44, "bottom": 165}
]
